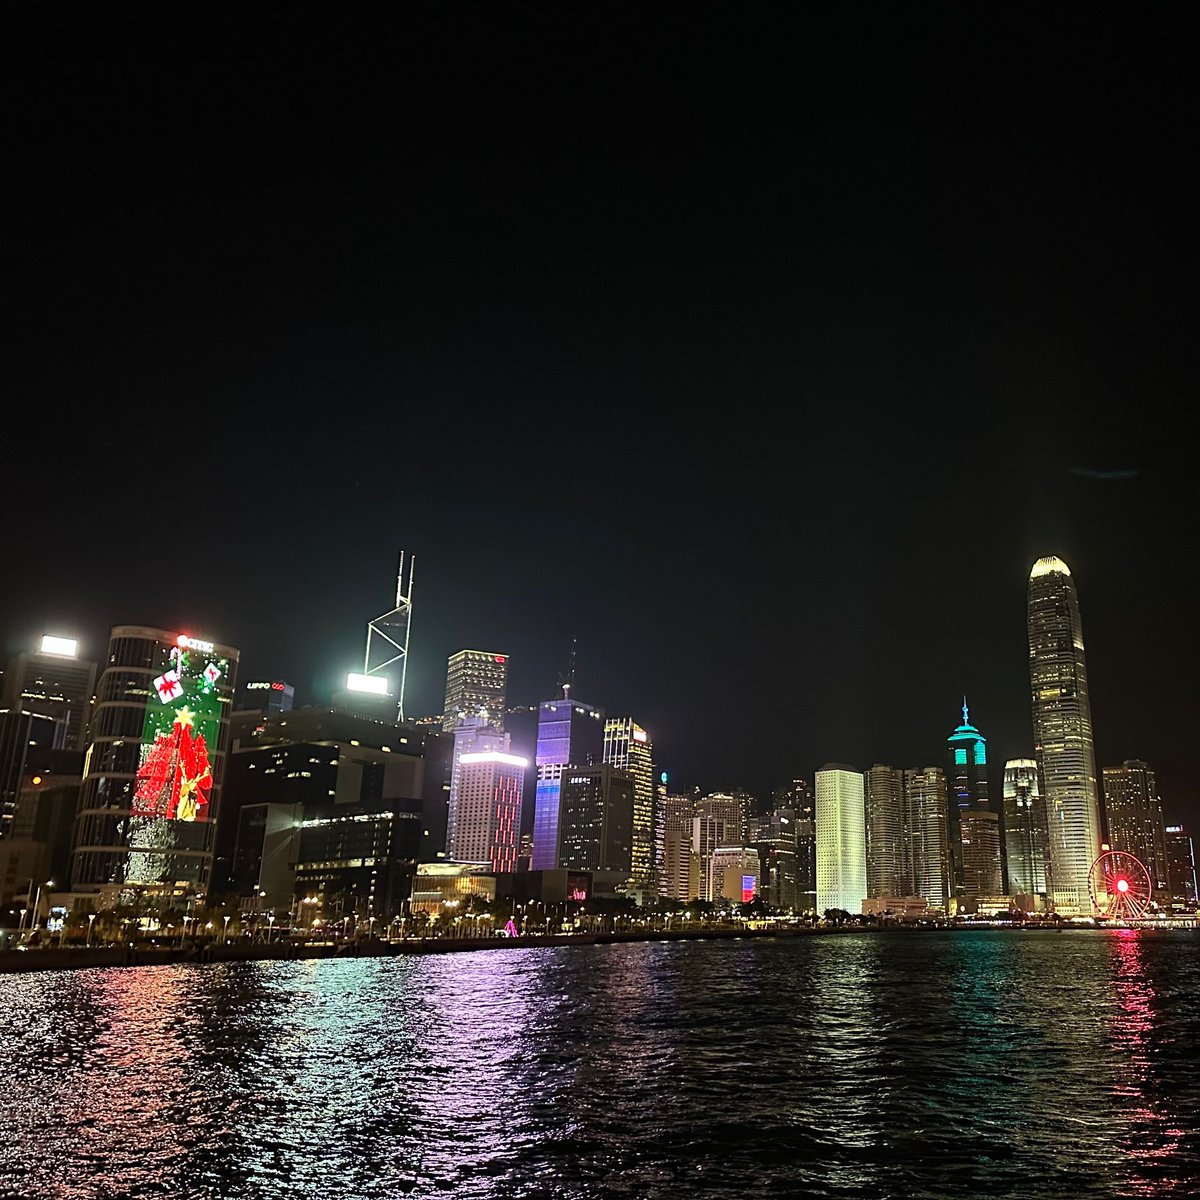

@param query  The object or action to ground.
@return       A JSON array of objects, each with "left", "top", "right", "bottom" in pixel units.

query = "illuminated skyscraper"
[
  {"left": 603, "top": 718, "right": 654, "bottom": 893},
  {"left": 530, "top": 695, "right": 604, "bottom": 870},
  {"left": 815, "top": 764, "right": 866, "bottom": 915},
  {"left": 442, "top": 649, "right": 509, "bottom": 732},
  {"left": 1103, "top": 761, "right": 1169, "bottom": 896},
  {"left": 1164, "top": 826, "right": 1198, "bottom": 913},
  {"left": 691, "top": 791, "right": 747, "bottom": 900},
  {"left": 446, "top": 715, "right": 509, "bottom": 861},
  {"left": 865, "top": 764, "right": 908, "bottom": 898},
  {"left": 904, "top": 767, "right": 951, "bottom": 912},
  {"left": 753, "top": 807, "right": 801, "bottom": 911},
  {"left": 72, "top": 626, "right": 239, "bottom": 899},
  {"left": 242, "top": 679, "right": 294, "bottom": 714},
  {"left": 1003, "top": 758, "right": 1049, "bottom": 897},
  {"left": 946, "top": 701, "right": 1001, "bottom": 911},
  {"left": 453, "top": 748, "right": 527, "bottom": 873},
  {"left": 708, "top": 846, "right": 761, "bottom": 905},
  {"left": 1028, "top": 556, "right": 1102, "bottom": 914},
  {"left": 695, "top": 792, "right": 747, "bottom": 845},
  {"left": 2, "top": 635, "right": 97, "bottom": 752},
  {"left": 774, "top": 777, "right": 815, "bottom": 907},
  {"left": 657, "top": 784, "right": 697, "bottom": 901}
]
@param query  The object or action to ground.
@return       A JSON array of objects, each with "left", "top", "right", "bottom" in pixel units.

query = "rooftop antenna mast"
[
  {"left": 558, "top": 637, "right": 577, "bottom": 700},
  {"left": 364, "top": 550, "right": 415, "bottom": 720}
]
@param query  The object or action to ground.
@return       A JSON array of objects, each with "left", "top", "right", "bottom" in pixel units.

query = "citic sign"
[{"left": 176, "top": 634, "right": 214, "bottom": 652}]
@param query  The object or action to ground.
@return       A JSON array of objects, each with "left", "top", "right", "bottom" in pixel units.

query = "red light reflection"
[{"left": 1110, "top": 931, "right": 1186, "bottom": 1195}]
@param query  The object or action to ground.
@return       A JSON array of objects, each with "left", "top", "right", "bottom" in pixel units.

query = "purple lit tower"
[{"left": 530, "top": 692, "right": 605, "bottom": 871}]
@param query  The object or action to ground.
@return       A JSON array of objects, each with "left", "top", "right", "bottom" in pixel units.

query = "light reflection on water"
[{"left": 1, "top": 931, "right": 1198, "bottom": 1199}]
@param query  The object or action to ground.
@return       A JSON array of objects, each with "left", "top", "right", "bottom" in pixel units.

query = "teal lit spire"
[{"left": 948, "top": 695, "right": 987, "bottom": 766}]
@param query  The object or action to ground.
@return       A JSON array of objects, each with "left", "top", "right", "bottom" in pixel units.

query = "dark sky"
[{"left": 4, "top": 5, "right": 1197, "bottom": 820}]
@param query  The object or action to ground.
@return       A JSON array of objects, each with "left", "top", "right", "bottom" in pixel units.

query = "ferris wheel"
[{"left": 1088, "top": 850, "right": 1153, "bottom": 921}]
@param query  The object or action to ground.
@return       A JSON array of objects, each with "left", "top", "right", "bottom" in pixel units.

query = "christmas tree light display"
[{"left": 133, "top": 642, "right": 229, "bottom": 824}]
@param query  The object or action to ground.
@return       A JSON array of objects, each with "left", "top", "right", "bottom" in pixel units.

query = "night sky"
[{"left": 4, "top": 6, "right": 1196, "bottom": 820}]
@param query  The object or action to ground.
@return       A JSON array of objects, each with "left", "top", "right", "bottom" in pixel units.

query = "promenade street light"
[{"left": 29, "top": 879, "right": 55, "bottom": 939}]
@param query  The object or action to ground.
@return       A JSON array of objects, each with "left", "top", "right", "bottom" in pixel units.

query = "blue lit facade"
[
  {"left": 530, "top": 697, "right": 604, "bottom": 871},
  {"left": 946, "top": 700, "right": 1002, "bottom": 911}
]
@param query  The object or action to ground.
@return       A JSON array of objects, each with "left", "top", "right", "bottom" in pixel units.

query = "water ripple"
[{"left": 1, "top": 930, "right": 1198, "bottom": 1199}]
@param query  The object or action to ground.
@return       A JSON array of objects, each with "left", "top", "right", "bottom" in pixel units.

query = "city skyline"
[
  {"left": 5, "top": 6, "right": 1197, "bottom": 823},
  {"left": 3, "top": 8, "right": 1199, "bottom": 1199},
  {"left": 6, "top": 548, "right": 1193, "bottom": 831}
]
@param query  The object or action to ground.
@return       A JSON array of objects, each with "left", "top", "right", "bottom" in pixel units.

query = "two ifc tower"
[{"left": 1027, "top": 554, "right": 1104, "bottom": 914}]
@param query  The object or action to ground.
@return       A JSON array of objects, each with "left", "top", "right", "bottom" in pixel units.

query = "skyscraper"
[
  {"left": 774, "top": 777, "right": 816, "bottom": 908},
  {"left": 242, "top": 679, "right": 295, "bottom": 713},
  {"left": 442, "top": 650, "right": 509, "bottom": 732},
  {"left": 72, "top": 627, "right": 239, "bottom": 899},
  {"left": 1164, "top": 826, "right": 1198, "bottom": 913},
  {"left": 2, "top": 635, "right": 97, "bottom": 752},
  {"left": 603, "top": 718, "right": 655, "bottom": 893},
  {"left": 864, "top": 764, "right": 908, "bottom": 898},
  {"left": 708, "top": 846, "right": 761, "bottom": 905},
  {"left": 691, "top": 791, "right": 746, "bottom": 900},
  {"left": 530, "top": 695, "right": 604, "bottom": 870},
  {"left": 695, "top": 792, "right": 747, "bottom": 845},
  {"left": 752, "top": 807, "right": 801, "bottom": 911},
  {"left": 0, "top": 709, "right": 60, "bottom": 841},
  {"left": 1028, "top": 556, "right": 1102, "bottom": 914},
  {"left": 946, "top": 701, "right": 1001, "bottom": 912},
  {"left": 453, "top": 748, "right": 527, "bottom": 873},
  {"left": 1103, "top": 761, "right": 1169, "bottom": 896},
  {"left": 905, "top": 767, "right": 951, "bottom": 912},
  {"left": 558, "top": 764, "right": 634, "bottom": 891},
  {"left": 657, "top": 784, "right": 697, "bottom": 901},
  {"left": 815, "top": 764, "right": 866, "bottom": 915},
  {"left": 1003, "top": 758, "right": 1049, "bottom": 897},
  {"left": 446, "top": 715, "right": 508, "bottom": 861}
]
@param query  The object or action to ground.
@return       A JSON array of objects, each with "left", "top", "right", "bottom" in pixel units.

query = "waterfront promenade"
[
  {"left": 3, "top": 918, "right": 1194, "bottom": 975},
  {"left": 0, "top": 924, "right": 816, "bottom": 974}
]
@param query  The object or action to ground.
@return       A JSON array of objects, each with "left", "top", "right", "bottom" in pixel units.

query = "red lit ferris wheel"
[{"left": 1088, "top": 850, "right": 1153, "bottom": 921}]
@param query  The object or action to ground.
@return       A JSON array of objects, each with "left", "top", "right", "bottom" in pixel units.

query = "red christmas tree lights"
[{"left": 133, "top": 705, "right": 212, "bottom": 821}]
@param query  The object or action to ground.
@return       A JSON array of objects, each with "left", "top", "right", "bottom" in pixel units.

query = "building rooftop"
[{"left": 1030, "top": 555, "right": 1072, "bottom": 578}]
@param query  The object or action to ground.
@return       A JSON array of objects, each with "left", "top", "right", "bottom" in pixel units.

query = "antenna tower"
[
  {"left": 558, "top": 637, "right": 577, "bottom": 700},
  {"left": 364, "top": 550, "right": 415, "bottom": 720}
]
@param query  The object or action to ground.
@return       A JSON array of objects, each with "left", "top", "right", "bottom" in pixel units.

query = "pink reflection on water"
[
  {"left": 17, "top": 965, "right": 211, "bottom": 1200},
  {"left": 1109, "top": 931, "right": 1187, "bottom": 1196}
]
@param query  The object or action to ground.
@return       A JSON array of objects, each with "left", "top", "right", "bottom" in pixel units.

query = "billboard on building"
[{"left": 132, "top": 637, "right": 229, "bottom": 823}]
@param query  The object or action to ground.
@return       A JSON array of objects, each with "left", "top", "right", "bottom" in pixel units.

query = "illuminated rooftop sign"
[
  {"left": 176, "top": 634, "right": 215, "bottom": 653},
  {"left": 346, "top": 672, "right": 389, "bottom": 696},
  {"left": 40, "top": 635, "right": 78, "bottom": 657},
  {"left": 460, "top": 751, "right": 529, "bottom": 768}
]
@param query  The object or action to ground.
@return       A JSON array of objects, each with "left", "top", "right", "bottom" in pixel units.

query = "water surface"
[{"left": 1, "top": 930, "right": 1197, "bottom": 1198}]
